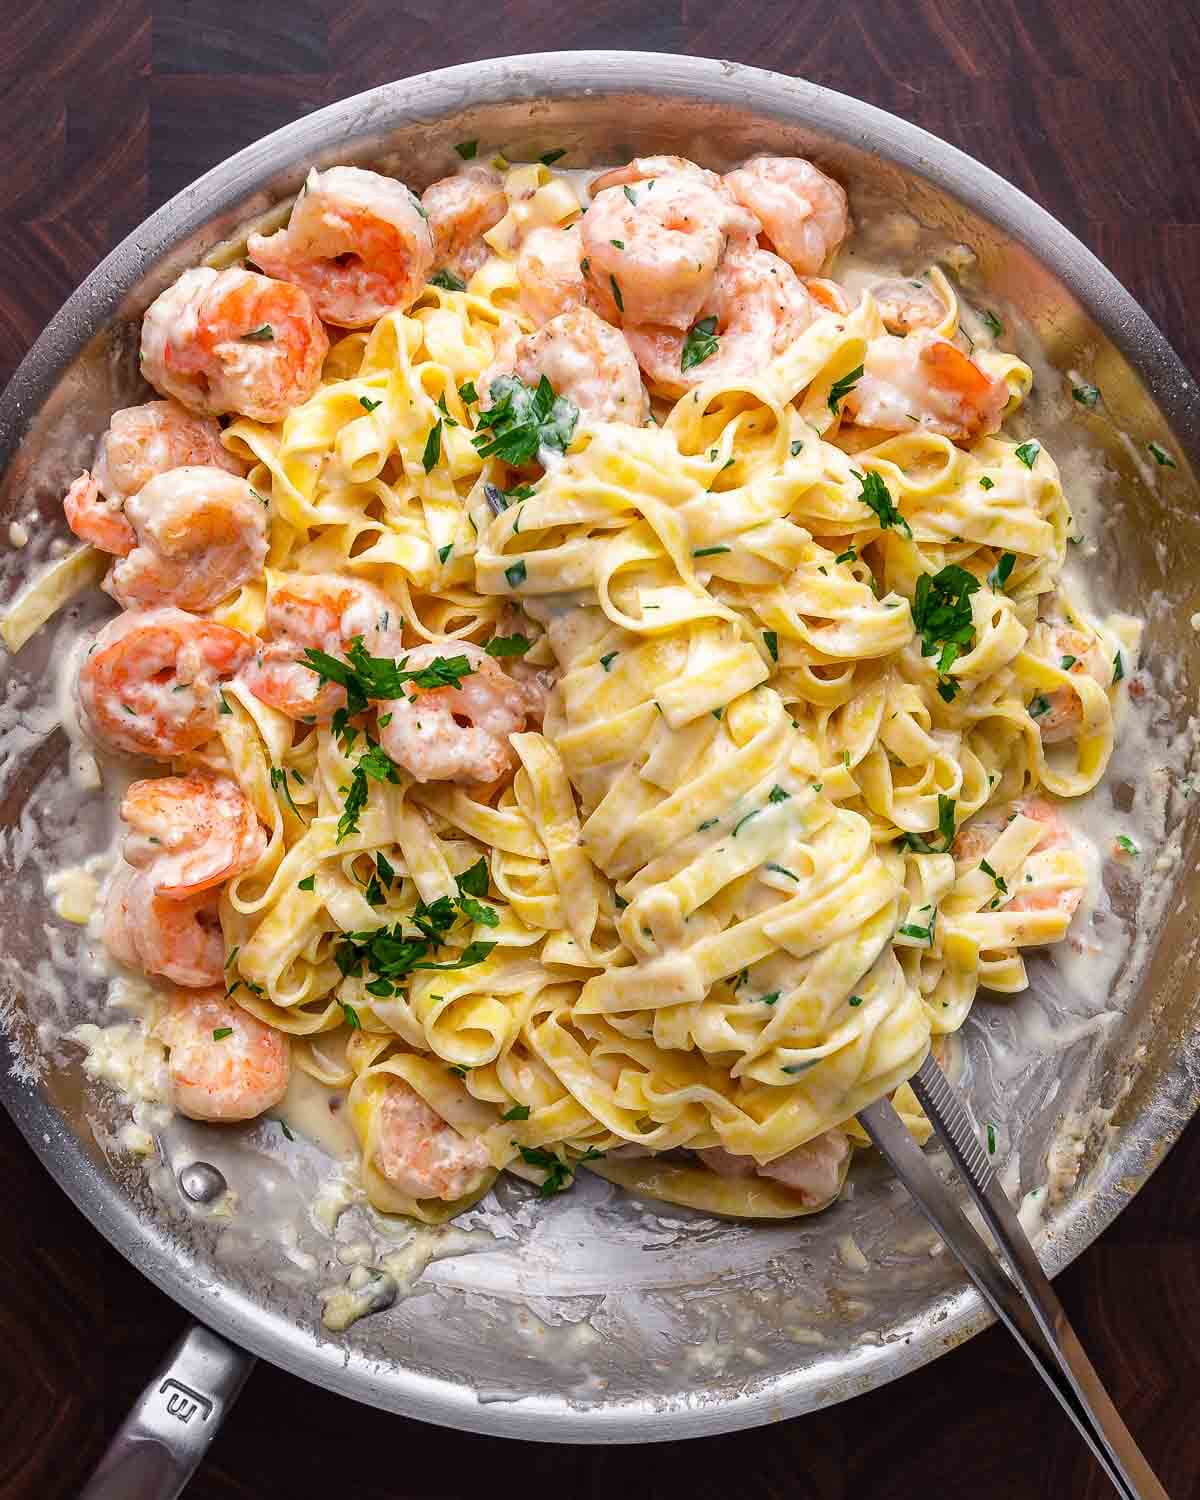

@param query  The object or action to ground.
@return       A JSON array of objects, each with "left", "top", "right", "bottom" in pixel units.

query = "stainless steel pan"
[{"left": 2, "top": 52, "right": 1198, "bottom": 1492}]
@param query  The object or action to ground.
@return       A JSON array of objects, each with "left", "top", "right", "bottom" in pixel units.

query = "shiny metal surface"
[{"left": 1, "top": 52, "right": 1198, "bottom": 1444}]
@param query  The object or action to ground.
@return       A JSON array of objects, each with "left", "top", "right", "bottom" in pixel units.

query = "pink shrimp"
[
  {"left": 63, "top": 472, "right": 136, "bottom": 555},
  {"left": 374, "top": 1077, "right": 490, "bottom": 1201},
  {"left": 723, "top": 156, "right": 850, "bottom": 276},
  {"left": 421, "top": 165, "right": 507, "bottom": 283},
  {"left": 104, "top": 867, "right": 225, "bottom": 988},
  {"left": 141, "top": 266, "right": 328, "bottom": 423},
  {"left": 580, "top": 168, "right": 758, "bottom": 332},
  {"left": 119, "top": 770, "right": 266, "bottom": 898},
  {"left": 155, "top": 988, "right": 290, "bottom": 1122},
  {"left": 78, "top": 607, "right": 255, "bottom": 759},
  {"left": 869, "top": 277, "right": 947, "bottom": 336},
  {"left": 98, "top": 467, "right": 267, "bottom": 613},
  {"left": 954, "top": 796, "right": 1081, "bottom": 918},
  {"left": 589, "top": 156, "right": 726, "bottom": 196},
  {"left": 488, "top": 306, "right": 648, "bottom": 425},
  {"left": 377, "top": 641, "right": 533, "bottom": 785},
  {"left": 1033, "top": 624, "right": 1113, "bottom": 744},
  {"left": 240, "top": 572, "right": 399, "bottom": 722},
  {"left": 517, "top": 224, "right": 587, "bottom": 326},
  {"left": 624, "top": 246, "right": 820, "bottom": 398},
  {"left": 247, "top": 166, "right": 434, "bottom": 327},
  {"left": 94, "top": 399, "right": 246, "bottom": 501},
  {"left": 843, "top": 331, "right": 1008, "bottom": 441},
  {"left": 697, "top": 1128, "right": 851, "bottom": 1204}
]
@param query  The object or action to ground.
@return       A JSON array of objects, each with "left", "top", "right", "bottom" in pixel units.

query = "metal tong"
[{"left": 859, "top": 1053, "right": 1168, "bottom": 1500}]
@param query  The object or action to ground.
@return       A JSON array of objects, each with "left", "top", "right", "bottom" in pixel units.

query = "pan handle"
[{"left": 78, "top": 1321, "right": 255, "bottom": 1500}]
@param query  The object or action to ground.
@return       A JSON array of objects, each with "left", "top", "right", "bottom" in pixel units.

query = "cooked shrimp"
[
  {"left": 487, "top": 307, "right": 648, "bottom": 425},
  {"left": 589, "top": 155, "right": 726, "bottom": 195},
  {"left": 247, "top": 165, "right": 434, "bottom": 327},
  {"left": 120, "top": 770, "right": 266, "bottom": 897},
  {"left": 63, "top": 471, "right": 136, "bottom": 555},
  {"left": 1034, "top": 624, "right": 1112, "bottom": 743},
  {"left": 869, "top": 277, "right": 947, "bottom": 335},
  {"left": 698, "top": 1128, "right": 851, "bottom": 1204},
  {"left": 240, "top": 572, "right": 398, "bottom": 721},
  {"left": 141, "top": 266, "right": 328, "bottom": 423},
  {"left": 94, "top": 399, "right": 245, "bottom": 502},
  {"left": 422, "top": 165, "right": 507, "bottom": 283},
  {"left": 843, "top": 331, "right": 1008, "bottom": 440},
  {"left": 517, "top": 224, "right": 587, "bottom": 326},
  {"left": 155, "top": 988, "right": 290, "bottom": 1122},
  {"left": 724, "top": 156, "right": 850, "bottom": 276},
  {"left": 377, "top": 640, "right": 532, "bottom": 784},
  {"left": 954, "top": 796, "right": 1081, "bottom": 918},
  {"left": 102, "top": 467, "right": 268, "bottom": 612},
  {"left": 374, "top": 1077, "right": 490, "bottom": 1201},
  {"left": 803, "top": 277, "right": 851, "bottom": 315},
  {"left": 104, "top": 868, "right": 225, "bottom": 988},
  {"left": 624, "top": 247, "right": 819, "bottom": 398},
  {"left": 78, "top": 607, "right": 254, "bottom": 759},
  {"left": 581, "top": 171, "right": 758, "bottom": 331}
]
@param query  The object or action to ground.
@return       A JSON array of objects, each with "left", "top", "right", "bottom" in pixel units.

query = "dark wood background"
[{"left": 2, "top": 2, "right": 1198, "bottom": 1496}]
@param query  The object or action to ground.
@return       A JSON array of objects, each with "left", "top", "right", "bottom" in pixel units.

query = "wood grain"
[{"left": 1, "top": 2, "right": 1198, "bottom": 1496}]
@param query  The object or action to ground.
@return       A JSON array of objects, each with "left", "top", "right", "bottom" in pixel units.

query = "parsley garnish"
[
  {"left": 848, "top": 995, "right": 863, "bottom": 1007},
  {"left": 459, "top": 380, "right": 478, "bottom": 405},
  {"left": 212, "top": 1027, "right": 233, "bottom": 1040},
  {"left": 298, "top": 874, "right": 316, "bottom": 892},
  {"left": 1029, "top": 695, "right": 1052, "bottom": 718},
  {"left": 599, "top": 651, "right": 618, "bottom": 672},
  {"left": 693, "top": 544, "right": 730, "bottom": 558},
  {"left": 454, "top": 140, "right": 478, "bottom": 160},
  {"left": 337, "top": 743, "right": 402, "bottom": 843},
  {"left": 280, "top": 1121, "right": 295, "bottom": 1141},
  {"left": 979, "top": 309, "right": 1003, "bottom": 338},
  {"left": 857, "top": 471, "right": 912, "bottom": 539},
  {"left": 898, "top": 794, "right": 956, "bottom": 853},
  {"left": 430, "top": 269, "right": 466, "bottom": 292},
  {"left": 986, "top": 1123, "right": 997, "bottom": 1154},
  {"left": 218, "top": 690, "right": 233, "bottom": 715},
  {"left": 827, "top": 364, "right": 864, "bottom": 415},
  {"left": 540, "top": 148, "right": 566, "bottom": 165},
  {"left": 610, "top": 275, "right": 624, "bottom": 313},
  {"left": 502, "top": 1104, "right": 531, "bottom": 1121},
  {"left": 1116, "top": 834, "right": 1138, "bottom": 856},
  {"left": 898, "top": 918, "right": 934, "bottom": 944},
  {"left": 359, "top": 395, "right": 382, "bottom": 413},
  {"left": 341, "top": 1002, "right": 361, "bottom": 1030},
  {"left": 1072, "top": 383, "right": 1100, "bottom": 407},
  {"left": 240, "top": 324, "right": 274, "bottom": 341},
  {"left": 505, "top": 558, "right": 527, "bottom": 588},
  {"left": 472, "top": 374, "right": 578, "bottom": 464},
  {"left": 269, "top": 765, "right": 308, "bottom": 823},
  {"left": 912, "top": 565, "right": 979, "bottom": 693},
  {"left": 765, "top": 864, "right": 797, "bottom": 881},
  {"left": 835, "top": 547, "right": 857, "bottom": 564},
  {"left": 764, "top": 630, "right": 779, "bottom": 662},
  {"left": 622, "top": 184, "right": 638, "bottom": 207},
  {"left": 422, "top": 419, "right": 443, "bottom": 472},
  {"left": 681, "top": 316, "right": 719, "bottom": 372},
  {"left": 1061, "top": 654, "right": 1078, "bottom": 670},
  {"left": 732, "top": 810, "right": 760, "bottom": 836},
  {"left": 1113, "top": 650, "right": 1124, "bottom": 683},
  {"left": 790, "top": 440, "right": 804, "bottom": 457},
  {"left": 979, "top": 857, "right": 1008, "bottom": 894},
  {"left": 1015, "top": 440, "right": 1041, "bottom": 470},
  {"left": 303, "top": 638, "right": 475, "bottom": 714},
  {"left": 979, "top": 475, "right": 995, "bottom": 491},
  {"left": 768, "top": 785, "right": 790, "bottom": 803},
  {"left": 514, "top": 1143, "right": 573, "bottom": 1198},
  {"left": 484, "top": 634, "right": 531, "bottom": 657},
  {"left": 698, "top": 817, "right": 719, "bottom": 832},
  {"left": 1147, "top": 441, "right": 1176, "bottom": 469},
  {"left": 987, "top": 551, "right": 1016, "bottom": 592}
]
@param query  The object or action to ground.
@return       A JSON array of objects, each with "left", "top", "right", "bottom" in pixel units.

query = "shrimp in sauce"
[
  {"left": 954, "top": 796, "right": 1083, "bottom": 920},
  {"left": 723, "top": 156, "right": 850, "bottom": 276},
  {"left": 517, "top": 224, "right": 587, "bottom": 326},
  {"left": 844, "top": 331, "right": 1008, "bottom": 441},
  {"left": 698, "top": 1128, "right": 851, "bottom": 1204},
  {"left": 248, "top": 166, "right": 434, "bottom": 328},
  {"left": 422, "top": 165, "right": 507, "bottom": 283},
  {"left": 120, "top": 770, "right": 266, "bottom": 898},
  {"left": 581, "top": 166, "right": 758, "bottom": 332},
  {"left": 95, "top": 399, "right": 246, "bottom": 501},
  {"left": 78, "top": 607, "right": 254, "bottom": 759},
  {"left": 155, "top": 989, "right": 291, "bottom": 1122},
  {"left": 625, "top": 247, "right": 819, "bottom": 398},
  {"left": 377, "top": 641, "right": 533, "bottom": 785},
  {"left": 869, "top": 277, "right": 947, "bottom": 336},
  {"left": 241, "top": 573, "right": 399, "bottom": 721},
  {"left": 374, "top": 1077, "right": 490, "bottom": 1201},
  {"left": 488, "top": 307, "right": 649, "bottom": 425},
  {"left": 1033, "top": 624, "right": 1113, "bottom": 744},
  {"left": 141, "top": 266, "right": 328, "bottom": 423},
  {"left": 104, "top": 867, "right": 225, "bottom": 988},
  {"left": 102, "top": 467, "right": 268, "bottom": 613}
]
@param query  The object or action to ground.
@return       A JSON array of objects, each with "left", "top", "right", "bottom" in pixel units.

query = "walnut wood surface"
[{"left": 1, "top": 3, "right": 1198, "bottom": 1496}]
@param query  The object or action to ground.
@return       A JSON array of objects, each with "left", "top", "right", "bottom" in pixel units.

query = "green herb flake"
[
  {"left": 898, "top": 920, "right": 934, "bottom": 945},
  {"left": 790, "top": 440, "right": 804, "bottom": 457},
  {"left": 692, "top": 544, "right": 731, "bottom": 558},
  {"left": 857, "top": 470, "right": 912, "bottom": 539},
  {"left": 422, "top": 419, "right": 443, "bottom": 473},
  {"left": 681, "top": 316, "right": 720, "bottom": 373},
  {"left": 218, "top": 690, "right": 233, "bottom": 716},
  {"left": 212, "top": 1026, "right": 233, "bottom": 1041},
  {"left": 835, "top": 547, "right": 857, "bottom": 564},
  {"left": 697, "top": 817, "right": 719, "bottom": 832},
  {"left": 622, "top": 184, "right": 638, "bottom": 207},
  {"left": 341, "top": 1002, "right": 361, "bottom": 1030},
  {"left": 484, "top": 634, "right": 531, "bottom": 658},
  {"left": 610, "top": 275, "right": 624, "bottom": 313},
  {"left": 1113, "top": 650, "right": 1124, "bottom": 683},
  {"left": 540, "top": 148, "right": 567, "bottom": 165},
  {"left": 1015, "top": 440, "right": 1041, "bottom": 470},
  {"left": 979, "top": 857, "right": 1008, "bottom": 894},
  {"left": 458, "top": 380, "right": 478, "bottom": 405},
  {"left": 827, "top": 363, "right": 864, "bottom": 415},
  {"left": 986, "top": 1123, "right": 997, "bottom": 1154},
  {"left": 599, "top": 651, "right": 618, "bottom": 672},
  {"left": 473, "top": 372, "right": 578, "bottom": 465},
  {"left": 610, "top": 238, "right": 624, "bottom": 249},
  {"left": 430, "top": 268, "right": 467, "bottom": 292},
  {"left": 1116, "top": 834, "right": 1138, "bottom": 856},
  {"left": 913, "top": 563, "right": 979, "bottom": 687},
  {"left": 1072, "top": 383, "right": 1101, "bottom": 408},
  {"left": 437, "top": 543, "right": 453, "bottom": 564},
  {"left": 764, "top": 630, "right": 779, "bottom": 663},
  {"left": 1029, "top": 695, "right": 1052, "bottom": 718},
  {"left": 768, "top": 785, "right": 790, "bottom": 804},
  {"left": 270, "top": 765, "right": 308, "bottom": 824},
  {"left": 979, "top": 475, "right": 995, "bottom": 491},
  {"left": 765, "top": 863, "right": 797, "bottom": 881},
  {"left": 1060, "top": 654, "right": 1078, "bottom": 671},
  {"left": 505, "top": 558, "right": 527, "bottom": 588},
  {"left": 359, "top": 395, "right": 382, "bottom": 413},
  {"left": 280, "top": 1120, "right": 295, "bottom": 1141},
  {"left": 848, "top": 995, "right": 863, "bottom": 1007},
  {"left": 1147, "top": 441, "right": 1176, "bottom": 469},
  {"left": 979, "top": 309, "right": 1003, "bottom": 339},
  {"left": 501, "top": 1104, "right": 531, "bottom": 1121},
  {"left": 454, "top": 139, "right": 479, "bottom": 160},
  {"left": 987, "top": 551, "right": 1016, "bottom": 592},
  {"left": 298, "top": 874, "right": 316, "bottom": 892},
  {"left": 732, "top": 810, "right": 760, "bottom": 836},
  {"left": 514, "top": 1142, "right": 573, "bottom": 1198},
  {"left": 240, "top": 324, "right": 274, "bottom": 342},
  {"left": 759, "top": 991, "right": 781, "bottom": 1006}
]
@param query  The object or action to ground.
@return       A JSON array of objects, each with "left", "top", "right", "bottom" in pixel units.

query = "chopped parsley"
[
  {"left": 693, "top": 544, "right": 731, "bottom": 557},
  {"left": 430, "top": 269, "right": 466, "bottom": 292},
  {"left": 765, "top": 864, "right": 797, "bottom": 881},
  {"left": 422, "top": 419, "right": 443, "bottom": 472},
  {"left": 501, "top": 1104, "right": 531, "bottom": 1121},
  {"left": 240, "top": 324, "right": 274, "bottom": 341},
  {"left": 298, "top": 874, "right": 316, "bottom": 892},
  {"left": 898, "top": 917, "right": 934, "bottom": 944},
  {"left": 979, "top": 309, "right": 1003, "bottom": 339},
  {"left": 437, "top": 543, "right": 453, "bottom": 565},
  {"left": 1029, "top": 695, "right": 1052, "bottom": 718},
  {"left": 790, "top": 440, "right": 804, "bottom": 457},
  {"left": 898, "top": 794, "right": 957, "bottom": 853},
  {"left": 979, "top": 475, "right": 995, "bottom": 491},
  {"left": 764, "top": 630, "right": 779, "bottom": 662},
  {"left": 848, "top": 995, "right": 863, "bottom": 1008},
  {"left": 341, "top": 1002, "right": 361, "bottom": 1030},
  {"left": 1147, "top": 441, "right": 1176, "bottom": 468},
  {"left": 768, "top": 785, "right": 790, "bottom": 803},
  {"left": 505, "top": 558, "right": 527, "bottom": 588},
  {"left": 986, "top": 1123, "right": 997, "bottom": 1154},
  {"left": 1115, "top": 834, "right": 1138, "bottom": 856},
  {"left": 622, "top": 185, "right": 638, "bottom": 207},
  {"left": 857, "top": 471, "right": 912, "bottom": 539},
  {"left": 218, "top": 690, "right": 233, "bottom": 715},
  {"left": 359, "top": 395, "right": 382, "bottom": 413},
  {"left": 337, "top": 742, "right": 402, "bottom": 843},
  {"left": 540, "top": 148, "right": 566, "bottom": 165},
  {"left": 1060, "top": 654, "right": 1078, "bottom": 670},
  {"left": 212, "top": 1027, "right": 233, "bottom": 1041},
  {"left": 835, "top": 547, "right": 857, "bottom": 564},
  {"left": 610, "top": 275, "right": 624, "bottom": 313},
  {"left": 732, "top": 810, "right": 760, "bottom": 836},
  {"left": 473, "top": 374, "right": 578, "bottom": 465},
  {"left": 514, "top": 1143, "right": 574, "bottom": 1198},
  {"left": 827, "top": 364, "right": 864, "bottom": 415},
  {"left": 759, "top": 992, "right": 781, "bottom": 1006},
  {"left": 484, "top": 634, "right": 531, "bottom": 657},
  {"left": 280, "top": 1121, "right": 295, "bottom": 1142},
  {"left": 987, "top": 551, "right": 1016, "bottom": 592},
  {"left": 303, "top": 637, "right": 476, "bottom": 715},
  {"left": 1113, "top": 650, "right": 1124, "bottom": 683},
  {"left": 979, "top": 857, "right": 1008, "bottom": 894},
  {"left": 1015, "top": 440, "right": 1041, "bottom": 470},
  {"left": 458, "top": 380, "right": 478, "bottom": 405},
  {"left": 599, "top": 651, "right": 618, "bottom": 672},
  {"left": 454, "top": 140, "right": 478, "bottom": 160},
  {"left": 698, "top": 817, "right": 719, "bottom": 832},
  {"left": 1072, "top": 383, "right": 1101, "bottom": 408},
  {"left": 912, "top": 564, "right": 979, "bottom": 696},
  {"left": 681, "top": 316, "right": 720, "bottom": 373},
  {"left": 269, "top": 765, "right": 307, "bottom": 823}
]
